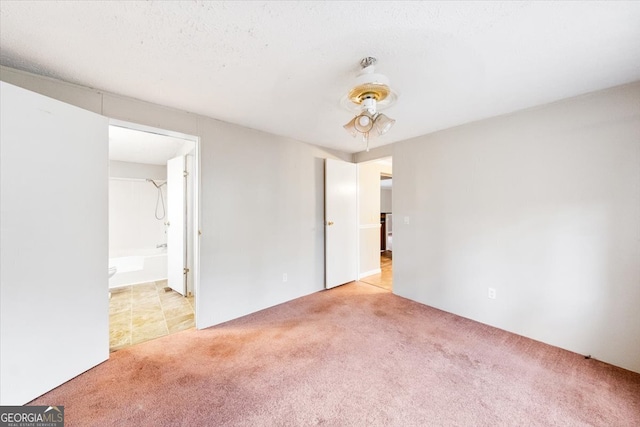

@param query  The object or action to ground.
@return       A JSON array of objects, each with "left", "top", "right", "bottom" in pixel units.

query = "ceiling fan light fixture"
[
  {"left": 348, "top": 83, "right": 391, "bottom": 104},
  {"left": 342, "top": 57, "right": 397, "bottom": 149}
]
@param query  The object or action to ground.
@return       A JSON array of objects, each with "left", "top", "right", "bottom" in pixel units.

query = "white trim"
[
  {"left": 110, "top": 118, "right": 198, "bottom": 142},
  {"left": 355, "top": 162, "right": 360, "bottom": 289},
  {"left": 107, "top": 118, "right": 201, "bottom": 328},
  {"left": 193, "top": 135, "right": 201, "bottom": 328},
  {"left": 359, "top": 268, "right": 381, "bottom": 279}
]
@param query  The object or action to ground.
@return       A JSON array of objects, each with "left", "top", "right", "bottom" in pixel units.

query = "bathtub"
[{"left": 108, "top": 247, "right": 167, "bottom": 289}]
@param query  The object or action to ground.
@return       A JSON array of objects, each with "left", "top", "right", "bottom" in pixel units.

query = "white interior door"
[
  {"left": 185, "top": 153, "right": 195, "bottom": 297},
  {"left": 0, "top": 82, "right": 109, "bottom": 405},
  {"left": 167, "top": 155, "right": 186, "bottom": 295},
  {"left": 325, "top": 158, "right": 358, "bottom": 288}
]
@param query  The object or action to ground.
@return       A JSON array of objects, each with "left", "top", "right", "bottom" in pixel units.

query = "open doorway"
[
  {"left": 358, "top": 157, "right": 393, "bottom": 291},
  {"left": 107, "top": 121, "right": 199, "bottom": 351}
]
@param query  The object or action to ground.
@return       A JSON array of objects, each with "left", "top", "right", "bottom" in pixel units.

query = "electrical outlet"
[
  {"left": 283, "top": 273, "right": 288, "bottom": 283},
  {"left": 404, "top": 216, "right": 410, "bottom": 225},
  {"left": 488, "top": 287, "right": 496, "bottom": 299}
]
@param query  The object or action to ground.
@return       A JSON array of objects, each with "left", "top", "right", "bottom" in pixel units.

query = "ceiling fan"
[{"left": 342, "top": 57, "right": 397, "bottom": 151}]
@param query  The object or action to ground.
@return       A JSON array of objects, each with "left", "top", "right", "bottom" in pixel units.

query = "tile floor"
[{"left": 109, "top": 279, "right": 194, "bottom": 352}]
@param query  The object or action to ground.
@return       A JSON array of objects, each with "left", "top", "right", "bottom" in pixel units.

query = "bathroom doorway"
[{"left": 107, "top": 120, "right": 200, "bottom": 351}]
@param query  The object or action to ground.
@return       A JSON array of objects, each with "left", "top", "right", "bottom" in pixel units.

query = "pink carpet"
[{"left": 31, "top": 282, "right": 640, "bottom": 426}]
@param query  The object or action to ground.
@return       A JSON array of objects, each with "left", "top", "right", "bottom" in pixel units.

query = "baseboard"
[{"left": 358, "top": 268, "right": 381, "bottom": 279}]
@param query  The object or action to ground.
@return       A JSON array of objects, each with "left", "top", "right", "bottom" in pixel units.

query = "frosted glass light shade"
[
  {"left": 343, "top": 117, "right": 358, "bottom": 138},
  {"left": 374, "top": 113, "right": 395, "bottom": 136},
  {"left": 354, "top": 113, "right": 374, "bottom": 133}
]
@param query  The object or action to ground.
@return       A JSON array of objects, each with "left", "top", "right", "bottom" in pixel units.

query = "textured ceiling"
[{"left": 1, "top": 1, "right": 639, "bottom": 154}]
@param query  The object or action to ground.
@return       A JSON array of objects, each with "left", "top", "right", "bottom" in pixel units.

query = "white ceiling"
[
  {"left": 109, "top": 125, "right": 194, "bottom": 165},
  {"left": 1, "top": 1, "right": 639, "bottom": 154}
]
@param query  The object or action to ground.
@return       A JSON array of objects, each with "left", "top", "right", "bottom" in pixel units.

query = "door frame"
[
  {"left": 354, "top": 156, "right": 393, "bottom": 287},
  {"left": 109, "top": 119, "right": 201, "bottom": 325}
]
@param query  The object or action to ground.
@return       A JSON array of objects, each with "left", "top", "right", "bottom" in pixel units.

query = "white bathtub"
[{"left": 109, "top": 247, "right": 167, "bottom": 289}]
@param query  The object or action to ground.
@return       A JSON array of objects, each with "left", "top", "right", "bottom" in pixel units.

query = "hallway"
[{"left": 359, "top": 251, "right": 392, "bottom": 291}]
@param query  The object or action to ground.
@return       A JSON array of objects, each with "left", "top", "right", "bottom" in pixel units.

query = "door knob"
[{"left": 327, "top": 221, "right": 334, "bottom": 226}]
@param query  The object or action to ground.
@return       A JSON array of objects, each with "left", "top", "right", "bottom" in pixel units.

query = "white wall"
[
  {"left": 390, "top": 82, "right": 640, "bottom": 373},
  {"left": 0, "top": 65, "right": 351, "bottom": 331},
  {"left": 109, "top": 179, "right": 167, "bottom": 257},
  {"left": 358, "top": 162, "right": 383, "bottom": 278},
  {"left": 197, "top": 120, "right": 351, "bottom": 325},
  {"left": 380, "top": 188, "right": 392, "bottom": 213},
  {"left": 109, "top": 161, "right": 167, "bottom": 257},
  {"left": 109, "top": 160, "right": 166, "bottom": 180}
]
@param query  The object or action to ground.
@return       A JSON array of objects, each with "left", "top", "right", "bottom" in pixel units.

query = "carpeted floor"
[{"left": 30, "top": 282, "right": 640, "bottom": 426}]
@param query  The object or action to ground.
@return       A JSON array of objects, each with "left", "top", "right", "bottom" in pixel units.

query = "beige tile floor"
[{"left": 109, "top": 279, "right": 195, "bottom": 352}]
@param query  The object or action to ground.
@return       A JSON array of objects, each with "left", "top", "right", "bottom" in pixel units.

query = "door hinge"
[
  {"left": 183, "top": 267, "right": 190, "bottom": 274},
  {"left": 183, "top": 171, "right": 189, "bottom": 177}
]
